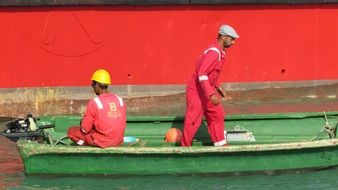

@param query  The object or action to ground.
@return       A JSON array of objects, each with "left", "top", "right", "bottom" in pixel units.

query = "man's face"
[
  {"left": 222, "top": 35, "right": 236, "bottom": 48},
  {"left": 92, "top": 81, "right": 99, "bottom": 95}
]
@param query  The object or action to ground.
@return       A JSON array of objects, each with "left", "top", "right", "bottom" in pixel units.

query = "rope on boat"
[
  {"left": 42, "top": 128, "right": 54, "bottom": 145},
  {"left": 310, "top": 112, "right": 337, "bottom": 141},
  {"left": 40, "top": 128, "right": 69, "bottom": 146},
  {"left": 55, "top": 136, "right": 70, "bottom": 145}
]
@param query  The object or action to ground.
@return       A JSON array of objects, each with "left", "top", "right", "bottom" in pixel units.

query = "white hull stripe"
[
  {"left": 94, "top": 97, "right": 103, "bottom": 109},
  {"left": 117, "top": 96, "right": 124, "bottom": 106},
  {"left": 198, "top": 75, "right": 208, "bottom": 81},
  {"left": 214, "top": 139, "right": 227, "bottom": 146},
  {"left": 204, "top": 47, "right": 221, "bottom": 61}
]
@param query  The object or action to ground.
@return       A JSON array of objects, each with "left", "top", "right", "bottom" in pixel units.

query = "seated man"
[{"left": 67, "top": 69, "right": 126, "bottom": 148}]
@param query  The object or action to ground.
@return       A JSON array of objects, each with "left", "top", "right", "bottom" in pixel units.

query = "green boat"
[{"left": 7, "top": 111, "right": 338, "bottom": 175}]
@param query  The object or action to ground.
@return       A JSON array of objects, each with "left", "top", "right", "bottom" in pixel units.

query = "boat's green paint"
[{"left": 17, "top": 111, "right": 338, "bottom": 175}]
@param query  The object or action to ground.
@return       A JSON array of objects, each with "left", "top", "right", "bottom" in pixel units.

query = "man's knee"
[{"left": 67, "top": 126, "right": 81, "bottom": 140}]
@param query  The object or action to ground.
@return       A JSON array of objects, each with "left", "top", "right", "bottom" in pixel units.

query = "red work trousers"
[
  {"left": 67, "top": 126, "right": 96, "bottom": 146},
  {"left": 181, "top": 87, "right": 225, "bottom": 146}
]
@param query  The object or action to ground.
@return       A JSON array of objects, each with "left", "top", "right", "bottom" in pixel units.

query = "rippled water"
[{"left": 4, "top": 168, "right": 338, "bottom": 190}]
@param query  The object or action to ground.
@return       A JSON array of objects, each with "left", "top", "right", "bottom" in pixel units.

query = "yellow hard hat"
[{"left": 91, "top": 69, "right": 111, "bottom": 85}]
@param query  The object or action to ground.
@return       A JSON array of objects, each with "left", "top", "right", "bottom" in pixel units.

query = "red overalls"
[
  {"left": 181, "top": 41, "right": 227, "bottom": 147},
  {"left": 67, "top": 93, "right": 126, "bottom": 148}
]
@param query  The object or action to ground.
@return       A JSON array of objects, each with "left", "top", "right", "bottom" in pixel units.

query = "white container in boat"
[{"left": 123, "top": 136, "right": 139, "bottom": 143}]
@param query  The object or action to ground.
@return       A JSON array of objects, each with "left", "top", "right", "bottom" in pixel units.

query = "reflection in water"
[
  {"left": 0, "top": 137, "right": 24, "bottom": 189},
  {"left": 16, "top": 168, "right": 338, "bottom": 190}
]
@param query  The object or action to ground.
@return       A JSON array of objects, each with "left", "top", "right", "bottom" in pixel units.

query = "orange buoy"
[{"left": 164, "top": 128, "right": 183, "bottom": 143}]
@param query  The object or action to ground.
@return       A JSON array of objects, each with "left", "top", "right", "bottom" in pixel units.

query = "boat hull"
[
  {"left": 17, "top": 139, "right": 338, "bottom": 175},
  {"left": 16, "top": 111, "right": 338, "bottom": 175}
]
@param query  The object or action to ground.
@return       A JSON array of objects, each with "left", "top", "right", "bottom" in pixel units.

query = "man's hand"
[
  {"left": 210, "top": 94, "right": 220, "bottom": 105},
  {"left": 217, "top": 86, "right": 232, "bottom": 101}
]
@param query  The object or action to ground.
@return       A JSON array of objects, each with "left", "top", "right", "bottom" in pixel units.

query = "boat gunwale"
[{"left": 44, "top": 111, "right": 338, "bottom": 122}]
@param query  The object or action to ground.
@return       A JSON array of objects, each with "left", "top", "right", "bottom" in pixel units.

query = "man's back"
[{"left": 82, "top": 93, "right": 126, "bottom": 148}]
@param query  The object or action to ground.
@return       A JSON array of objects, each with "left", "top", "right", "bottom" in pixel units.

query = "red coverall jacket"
[
  {"left": 181, "top": 41, "right": 227, "bottom": 147},
  {"left": 68, "top": 93, "right": 126, "bottom": 148}
]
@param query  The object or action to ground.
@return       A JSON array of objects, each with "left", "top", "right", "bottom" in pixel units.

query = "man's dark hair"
[{"left": 92, "top": 81, "right": 108, "bottom": 90}]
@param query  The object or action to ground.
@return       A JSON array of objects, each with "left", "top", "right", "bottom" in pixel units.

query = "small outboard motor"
[
  {"left": 1, "top": 114, "right": 54, "bottom": 142},
  {"left": 6, "top": 114, "right": 31, "bottom": 133}
]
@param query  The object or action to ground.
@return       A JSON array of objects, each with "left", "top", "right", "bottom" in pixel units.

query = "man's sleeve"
[
  {"left": 80, "top": 100, "right": 96, "bottom": 133},
  {"left": 215, "top": 79, "right": 221, "bottom": 89},
  {"left": 197, "top": 51, "right": 218, "bottom": 99}
]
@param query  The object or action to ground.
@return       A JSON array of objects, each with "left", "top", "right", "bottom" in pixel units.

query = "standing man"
[
  {"left": 67, "top": 69, "right": 126, "bottom": 148},
  {"left": 181, "top": 24, "right": 239, "bottom": 147}
]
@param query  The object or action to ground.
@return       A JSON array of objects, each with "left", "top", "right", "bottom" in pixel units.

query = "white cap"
[{"left": 219, "top": 24, "right": 239, "bottom": 39}]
